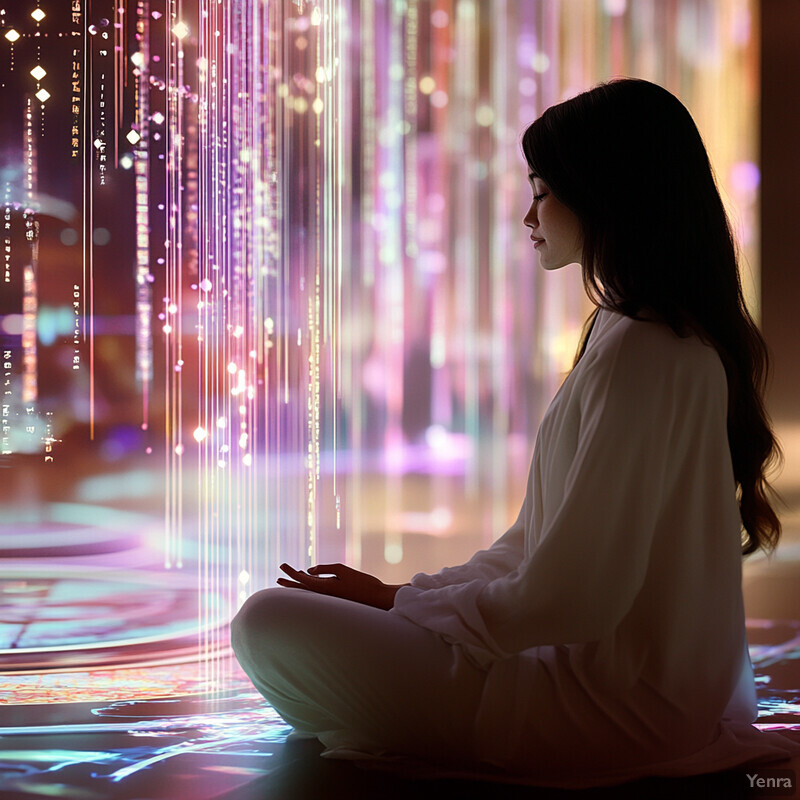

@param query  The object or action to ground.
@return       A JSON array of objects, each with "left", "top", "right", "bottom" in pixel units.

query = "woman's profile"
[{"left": 231, "top": 78, "right": 800, "bottom": 787}]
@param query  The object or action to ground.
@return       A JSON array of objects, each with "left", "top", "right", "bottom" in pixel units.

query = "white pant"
[{"left": 231, "top": 588, "right": 488, "bottom": 768}]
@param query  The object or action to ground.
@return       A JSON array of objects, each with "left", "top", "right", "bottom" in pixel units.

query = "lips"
[{"left": 531, "top": 236, "right": 544, "bottom": 248}]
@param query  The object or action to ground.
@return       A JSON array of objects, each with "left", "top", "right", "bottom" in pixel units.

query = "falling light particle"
[
  {"left": 217, "top": 417, "right": 227, "bottom": 428},
  {"left": 531, "top": 52, "right": 550, "bottom": 73},
  {"left": 430, "top": 90, "right": 448, "bottom": 109},
  {"left": 312, "top": 97, "right": 324, "bottom": 115},
  {"left": 172, "top": 21, "right": 189, "bottom": 39},
  {"left": 242, "top": 453, "right": 252, "bottom": 467},
  {"left": 31, "top": 9, "right": 46, "bottom": 22},
  {"left": 227, "top": 362, "right": 237, "bottom": 374},
  {"left": 199, "top": 278, "right": 212, "bottom": 292},
  {"left": 35, "top": 88, "right": 50, "bottom": 103},
  {"left": 315, "top": 65, "right": 327, "bottom": 83},
  {"left": 193, "top": 426, "right": 207, "bottom": 443},
  {"left": 152, "top": 111, "right": 165, "bottom": 124},
  {"left": 419, "top": 76, "right": 435, "bottom": 95},
  {"left": 475, "top": 105, "right": 495, "bottom": 126},
  {"left": 175, "top": 444, "right": 184, "bottom": 456},
  {"left": 603, "top": 0, "right": 627, "bottom": 15},
  {"left": 311, "top": 6, "right": 322, "bottom": 25},
  {"left": 131, "top": 52, "right": 144, "bottom": 67},
  {"left": 30, "top": 66, "right": 46, "bottom": 80},
  {"left": 127, "top": 129, "right": 141, "bottom": 145},
  {"left": 431, "top": 9, "right": 449, "bottom": 27},
  {"left": 5, "top": 29, "right": 20, "bottom": 43},
  {"left": 239, "top": 570, "right": 250, "bottom": 584}
]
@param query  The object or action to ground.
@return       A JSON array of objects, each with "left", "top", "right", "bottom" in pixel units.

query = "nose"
[{"left": 524, "top": 199, "right": 538, "bottom": 230}]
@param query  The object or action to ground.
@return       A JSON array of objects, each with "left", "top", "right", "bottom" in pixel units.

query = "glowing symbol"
[
  {"left": 31, "top": 9, "right": 46, "bottom": 22},
  {"left": 94, "top": 138, "right": 104, "bottom": 149},
  {"left": 131, "top": 52, "right": 144, "bottom": 68},
  {"left": 311, "top": 6, "right": 322, "bottom": 25},
  {"left": 193, "top": 426, "right": 207, "bottom": 443},
  {"left": 4, "top": 29, "right": 20, "bottom": 43},
  {"left": 199, "top": 278, "right": 212, "bottom": 292},
  {"left": 152, "top": 112, "right": 165, "bottom": 125},
  {"left": 30, "top": 66, "right": 46, "bottom": 81},
  {"left": 172, "top": 21, "right": 190, "bottom": 39},
  {"left": 35, "top": 88, "right": 50, "bottom": 103},
  {"left": 126, "top": 130, "right": 141, "bottom": 145}
]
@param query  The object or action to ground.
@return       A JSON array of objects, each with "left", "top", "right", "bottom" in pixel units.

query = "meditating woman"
[{"left": 231, "top": 78, "right": 800, "bottom": 787}]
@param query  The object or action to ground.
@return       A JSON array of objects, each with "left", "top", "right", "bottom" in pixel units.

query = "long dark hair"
[{"left": 522, "top": 78, "right": 780, "bottom": 556}]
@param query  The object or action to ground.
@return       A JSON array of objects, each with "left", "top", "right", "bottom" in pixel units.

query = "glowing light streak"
[
  {"left": 22, "top": 100, "right": 38, "bottom": 408},
  {"left": 133, "top": 2, "right": 153, "bottom": 427}
]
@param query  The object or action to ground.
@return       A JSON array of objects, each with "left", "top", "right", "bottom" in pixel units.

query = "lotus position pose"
[{"left": 232, "top": 79, "right": 800, "bottom": 787}]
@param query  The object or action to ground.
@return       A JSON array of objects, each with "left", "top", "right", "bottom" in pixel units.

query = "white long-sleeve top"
[{"left": 389, "top": 307, "right": 800, "bottom": 785}]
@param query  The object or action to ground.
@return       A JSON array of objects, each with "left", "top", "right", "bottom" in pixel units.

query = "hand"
[{"left": 277, "top": 563, "right": 408, "bottom": 610}]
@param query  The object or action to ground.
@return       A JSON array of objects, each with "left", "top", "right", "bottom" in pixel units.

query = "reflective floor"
[{"left": 2, "top": 427, "right": 800, "bottom": 799}]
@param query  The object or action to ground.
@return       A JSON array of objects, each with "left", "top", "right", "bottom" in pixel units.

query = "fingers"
[
  {"left": 276, "top": 577, "right": 309, "bottom": 590},
  {"left": 278, "top": 563, "right": 339, "bottom": 596},
  {"left": 307, "top": 563, "right": 346, "bottom": 577}
]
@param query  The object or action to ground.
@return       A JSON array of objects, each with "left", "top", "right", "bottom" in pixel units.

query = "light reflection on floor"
[{"left": 1, "top": 499, "right": 800, "bottom": 798}]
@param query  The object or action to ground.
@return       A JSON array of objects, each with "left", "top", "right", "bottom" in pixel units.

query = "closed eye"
[{"left": 532, "top": 192, "right": 548, "bottom": 202}]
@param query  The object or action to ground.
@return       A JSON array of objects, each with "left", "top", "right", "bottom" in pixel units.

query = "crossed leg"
[{"left": 231, "top": 587, "right": 487, "bottom": 765}]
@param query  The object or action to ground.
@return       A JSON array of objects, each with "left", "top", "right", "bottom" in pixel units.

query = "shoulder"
[
  {"left": 585, "top": 310, "right": 722, "bottom": 376},
  {"left": 578, "top": 310, "right": 727, "bottom": 410}
]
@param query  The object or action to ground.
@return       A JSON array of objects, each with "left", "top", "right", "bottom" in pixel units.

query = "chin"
[{"left": 540, "top": 257, "right": 580, "bottom": 271}]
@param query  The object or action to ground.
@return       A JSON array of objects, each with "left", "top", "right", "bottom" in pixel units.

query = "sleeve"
[
  {"left": 390, "top": 329, "right": 707, "bottom": 669},
  {"left": 406, "top": 503, "right": 526, "bottom": 590}
]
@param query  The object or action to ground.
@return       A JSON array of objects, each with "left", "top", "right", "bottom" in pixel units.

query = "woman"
[{"left": 231, "top": 79, "right": 800, "bottom": 787}]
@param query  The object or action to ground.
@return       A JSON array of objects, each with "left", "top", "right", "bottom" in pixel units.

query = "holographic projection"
[{"left": 1, "top": 1, "right": 794, "bottom": 798}]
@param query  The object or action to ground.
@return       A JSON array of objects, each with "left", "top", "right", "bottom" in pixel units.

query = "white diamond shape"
[
  {"left": 172, "top": 21, "right": 189, "bottom": 39},
  {"left": 31, "top": 9, "right": 46, "bottom": 22},
  {"left": 4, "top": 29, "right": 20, "bottom": 43},
  {"left": 30, "top": 66, "right": 46, "bottom": 81},
  {"left": 126, "top": 130, "right": 141, "bottom": 145},
  {"left": 35, "top": 88, "right": 50, "bottom": 103}
]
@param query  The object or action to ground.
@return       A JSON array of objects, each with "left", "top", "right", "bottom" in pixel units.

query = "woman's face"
[{"left": 523, "top": 174, "right": 583, "bottom": 270}]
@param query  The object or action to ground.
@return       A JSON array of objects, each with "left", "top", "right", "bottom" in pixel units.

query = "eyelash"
[{"left": 532, "top": 192, "right": 548, "bottom": 202}]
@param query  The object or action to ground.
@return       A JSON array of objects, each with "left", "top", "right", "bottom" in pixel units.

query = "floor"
[{"left": 2, "top": 427, "right": 800, "bottom": 799}]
